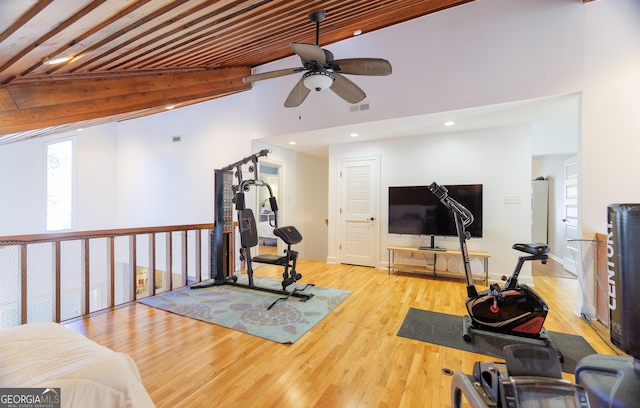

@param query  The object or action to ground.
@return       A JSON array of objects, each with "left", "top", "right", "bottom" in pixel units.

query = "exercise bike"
[
  {"left": 428, "top": 182, "right": 562, "bottom": 360},
  {"left": 452, "top": 344, "right": 589, "bottom": 408}
]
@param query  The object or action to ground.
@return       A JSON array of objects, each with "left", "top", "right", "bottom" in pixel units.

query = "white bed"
[
  {"left": 0, "top": 322, "right": 155, "bottom": 408},
  {"left": 258, "top": 220, "right": 277, "bottom": 245}
]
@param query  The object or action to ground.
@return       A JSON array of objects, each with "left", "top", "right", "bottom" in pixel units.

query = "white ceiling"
[{"left": 256, "top": 92, "right": 581, "bottom": 159}]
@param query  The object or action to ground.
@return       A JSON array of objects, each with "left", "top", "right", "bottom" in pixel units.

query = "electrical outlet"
[{"left": 504, "top": 195, "right": 522, "bottom": 204}]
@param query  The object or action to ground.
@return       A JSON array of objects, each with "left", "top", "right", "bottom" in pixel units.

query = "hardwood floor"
[
  {"left": 64, "top": 260, "right": 614, "bottom": 408},
  {"left": 258, "top": 243, "right": 278, "bottom": 255}
]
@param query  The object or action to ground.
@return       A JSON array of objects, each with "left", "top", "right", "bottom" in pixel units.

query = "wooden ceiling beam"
[{"left": 0, "top": 66, "right": 251, "bottom": 136}]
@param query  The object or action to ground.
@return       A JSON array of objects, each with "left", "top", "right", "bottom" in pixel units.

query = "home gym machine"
[
  {"left": 428, "top": 182, "right": 562, "bottom": 360},
  {"left": 192, "top": 150, "right": 314, "bottom": 310}
]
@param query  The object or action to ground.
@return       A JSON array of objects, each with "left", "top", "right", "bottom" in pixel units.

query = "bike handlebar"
[{"left": 428, "top": 182, "right": 475, "bottom": 228}]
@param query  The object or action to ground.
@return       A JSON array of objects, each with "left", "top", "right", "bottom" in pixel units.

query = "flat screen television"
[{"left": 388, "top": 184, "right": 483, "bottom": 238}]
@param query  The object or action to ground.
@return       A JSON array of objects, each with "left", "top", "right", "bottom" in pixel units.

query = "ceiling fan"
[{"left": 242, "top": 10, "right": 392, "bottom": 107}]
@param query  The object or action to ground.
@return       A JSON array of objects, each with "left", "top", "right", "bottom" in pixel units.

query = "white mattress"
[
  {"left": 258, "top": 220, "right": 276, "bottom": 239},
  {"left": 0, "top": 322, "right": 155, "bottom": 408}
]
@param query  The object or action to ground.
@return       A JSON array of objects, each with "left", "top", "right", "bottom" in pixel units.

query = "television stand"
[{"left": 387, "top": 246, "right": 490, "bottom": 284}]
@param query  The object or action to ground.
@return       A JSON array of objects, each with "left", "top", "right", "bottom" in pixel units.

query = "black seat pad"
[
  {"left": 513, "top": 243, "right": 550, "bottom": 255},
  {"left": 273, "top": 226, "right": 302, "bottom": 245},
  {"left": 252, "top": 254, "right": 288, "bottom": 265}
]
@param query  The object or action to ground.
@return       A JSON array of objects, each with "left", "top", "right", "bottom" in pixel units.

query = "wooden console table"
[{"left": 387, "top": 246, "right": 490, "bottom": 284}]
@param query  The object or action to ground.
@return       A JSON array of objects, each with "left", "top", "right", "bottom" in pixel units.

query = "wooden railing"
[{"left": 0, "top": 223, "right": 231, "bottom": 329}]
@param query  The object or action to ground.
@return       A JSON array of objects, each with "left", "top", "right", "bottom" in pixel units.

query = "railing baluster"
[
  {"left": 166, "top": 232, "right": 173, "bottom": 291},
  {"left": 130, "top": 234, "right": 137, "bottom": 301},
  {"left": 181, "top": 231, "right": 188, "bottom": 287},
  {"left": 54, "top": 241, "right": 61, "bottom": 322},
  {"left": 21, "top": 244, "right": 27, "bottom": 325},
  {"left": 195, "top": 230, "right": 202, "bottom": 283},
  {"left": 207, "top": 229, "right": 212, "bottom": 280},
  {"left": 149, "top": 233, "right": 156, "bottom": 297},
  {"left": 109, "top": 237, "right": 115, "bottom": 308},
  {"left": 82, "top": 239, "right": 90, "bottom": 315}
]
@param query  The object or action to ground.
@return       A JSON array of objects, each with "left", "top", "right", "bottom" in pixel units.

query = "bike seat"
[{"left": 513, "top": 243, "right": 550, "bottom": 255}]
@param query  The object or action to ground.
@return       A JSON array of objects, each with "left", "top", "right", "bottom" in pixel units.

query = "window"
[{"left": 46, "top": 139, "right": 74, "bottom": 231}]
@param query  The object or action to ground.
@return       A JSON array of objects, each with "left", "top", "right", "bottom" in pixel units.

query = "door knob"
[{"left": 369, "top": 217, "right": 375, "bottom": 221}]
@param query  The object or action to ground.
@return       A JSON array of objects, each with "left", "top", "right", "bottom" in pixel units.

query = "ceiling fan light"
[{"left": 303, "top": 71, "right": 334, "bottom": 91}]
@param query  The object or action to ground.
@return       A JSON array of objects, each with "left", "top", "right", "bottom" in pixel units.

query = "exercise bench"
[{"left": 235, "top": 208, "right": 314, "bottom": 309}]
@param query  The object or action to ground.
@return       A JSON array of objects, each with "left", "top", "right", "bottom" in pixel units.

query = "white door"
[
  {"left": 338, "top": 157, "right": 379, "bottom": 267},
  {"left": 563, "top": 156, "right": 579, "bottom": 274}
]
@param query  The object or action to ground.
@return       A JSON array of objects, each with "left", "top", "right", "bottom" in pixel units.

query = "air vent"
[
  {"left": 348, "top": 102, "right": 371, "bottom": 114},
  {"left": 172, "top": 136, "right": 182, "bottom": 142}
]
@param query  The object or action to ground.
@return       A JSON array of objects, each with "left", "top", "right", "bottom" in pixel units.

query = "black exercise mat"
[{"left": 397, "top": 308, "right": 597, "bottom": 374}]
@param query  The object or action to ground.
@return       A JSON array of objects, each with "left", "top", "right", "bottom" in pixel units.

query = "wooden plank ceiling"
[{"left": 0, "top": 0, "right": 472, "bottom": 145}]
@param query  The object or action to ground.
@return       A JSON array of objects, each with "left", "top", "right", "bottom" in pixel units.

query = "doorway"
[
  {"left": 563, "top": 157, "right": 579, "bottom": 274},
  {"left": 532, "top": 154, "right": 579, "bottom": 278},
  {"left": 257, "top": 162, "right": 281, "bottom": 256}
]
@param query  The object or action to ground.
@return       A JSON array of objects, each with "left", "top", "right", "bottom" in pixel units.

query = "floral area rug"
[{"left": 137, "top": 274, "right": 350, "bottom": 343}]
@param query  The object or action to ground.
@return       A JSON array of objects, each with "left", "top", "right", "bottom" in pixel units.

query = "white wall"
[
  {"left": 0, "top": 124, "right": 118, "bottom": 236},
  {"left": 114, "top": 95, "right": 260, "bottom": 228},
  {"left": 0, "top": 139, "right": 46, "bottom": 235},
  {"left": 328, "top": 125, "right": 533, "bottom": 280},
  {"left": 531, "top": 95, "right": 580, "bottom": 156},
  {"left": 75, "top": 124, "right": 119, "bottom": 231},
  {"left": 294, "top": 153, "right": 328, "bottom": 261},
  {"left": 581, "top": 0, "right": 640, "bottom": 237}
]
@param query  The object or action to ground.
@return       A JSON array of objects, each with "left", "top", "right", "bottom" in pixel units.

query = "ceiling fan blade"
[
  {"left": 242, "top": 67, "right": 304, "bottom": 83},
  {"left": 291, "top": 42, "right": 326, "bottom": 64},
  {"left": 330, "top": 73, "right": 366, "bottom": 104},
  {"left": 329, "top": 58, "right": 392, "bottom": 76},
  {"left": 284, "top": 78, "right": 311, "bottom": 107}
]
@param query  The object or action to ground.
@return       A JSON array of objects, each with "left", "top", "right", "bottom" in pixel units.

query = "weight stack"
[{"left": 607, "top": 204, "right": 640, "bottom": 359}]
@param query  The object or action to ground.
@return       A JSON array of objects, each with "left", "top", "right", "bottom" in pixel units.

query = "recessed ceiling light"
[
  {"left": 350, "top": 133, "right": 359, "bottom": 138},
  {"left": 353, "top": 30, "right": 362, "bottom": 36},
  {"left": 45, "top": 56, "right": 72, "bottom": 65},
  {"left": 289, "top": 141, "right": 296, "bottom": 145},
  {"left": 444, "top": 121, "right": 455, "bottom": 126},
  {"left": 165, "top": 105, "right": 175, "bottom": 110}
]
